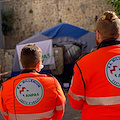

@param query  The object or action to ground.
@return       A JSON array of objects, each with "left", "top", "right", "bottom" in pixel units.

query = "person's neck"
[{"left": 97, "top": 38, "right": 120, "bottom": 49}]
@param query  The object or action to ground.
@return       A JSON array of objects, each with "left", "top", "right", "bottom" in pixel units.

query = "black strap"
[
  {"left": 75, "top": 62, "right": 85, "bottom": 90},
  {"left": 74, "top": 53, "right": 88, "bottom": 90}
]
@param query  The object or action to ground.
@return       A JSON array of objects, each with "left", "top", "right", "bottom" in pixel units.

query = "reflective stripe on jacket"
[
  {"left": 0, "top": 71, "right": 66, "bottom": 120},
  {"left": 68, "top": 39, "right": 120, "bottom": 120},
  {"left": 69, "top": 89, "right": 120, "bottom": 105}
]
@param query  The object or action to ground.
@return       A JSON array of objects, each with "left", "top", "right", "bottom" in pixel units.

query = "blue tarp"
[{"left": 41, "top": 23, "right": 89, "bottom": 39}]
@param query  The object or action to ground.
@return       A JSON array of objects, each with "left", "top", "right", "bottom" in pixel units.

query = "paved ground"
[
  {"left": 0, "top": 90, "right": 81, "bottom": 120},
  {"left": 62, "top": 89, "right": 81, "bottom": 120},
  {"left": 0, "top": 114, "right": 4, "bottom": 120}
]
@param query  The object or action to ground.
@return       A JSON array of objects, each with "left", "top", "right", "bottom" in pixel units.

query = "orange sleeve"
[
  {"left": 0, "top": 86, "right": 9, "bottom": 120},
  {"left": 68, "top": 62, "right": 85, "bottom": 110},
  {"left": 52, "top": 79, "right": 66, "bottom": 120}
]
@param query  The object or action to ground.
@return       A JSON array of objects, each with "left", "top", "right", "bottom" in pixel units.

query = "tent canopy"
[
  {"left": 41, "top": 23, "right": 89, "bottom": 39},
  {"left": 11, "top": 23, "right": 97, "bottom": 77}
]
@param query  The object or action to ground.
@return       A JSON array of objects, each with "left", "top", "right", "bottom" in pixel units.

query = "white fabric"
[{"left": 16, "top": 39, "right": 55, "bottom": 70}]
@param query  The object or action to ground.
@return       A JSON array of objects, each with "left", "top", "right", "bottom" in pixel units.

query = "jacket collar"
[
  {"left": 97, "top": 38, "right": 120, "bottom": 49},
  {"left": 20, "top": 69, "right": 39, "bottom": 74}
]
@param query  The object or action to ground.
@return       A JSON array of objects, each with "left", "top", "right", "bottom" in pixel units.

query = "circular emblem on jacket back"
[
  {"left": 15, "top": 78, "right": 43, "bottom": 106},
  {"left": 106, "top": 56, "right": 120, "bottom": 88}
]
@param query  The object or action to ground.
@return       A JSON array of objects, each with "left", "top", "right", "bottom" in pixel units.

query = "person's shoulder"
[
  {"left": 38, "top": 74, "right": 56, "bottom": 81},
  {"left": 38, "top": 74, "right": 54, "bottom": 78},
  {"left": 45, "top": 74, "right": 57, "bottom": 81},
  {"left": 75, "top": 52, "right": 88, "bottom": 63},
  {"left": 2, "top": 75, "right": 17, "bottom": 85},
  {"left": 46, "top": 74, "right": 55, "bottom": 78},
  {"left": 76, "top": 50, "right": 98, "bottom": 64},
  {"left": 1, "top": 76, "right": 16, "bottom": 90}
]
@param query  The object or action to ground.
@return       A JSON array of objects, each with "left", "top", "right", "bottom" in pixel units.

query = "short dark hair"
[{"left": 20, "top": 43, "right": 42, "bottom": 69}]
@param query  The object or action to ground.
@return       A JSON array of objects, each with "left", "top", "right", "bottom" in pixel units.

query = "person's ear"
[
  {"left": 96, "top": 30, "right": 99, "bottom": 40},
  {"left": 20, "top": 59, "right": 21, "bottom": 64},
  {"left": 20, "top": 59, "right": 24, "bottom": 69},
  {"left": 96, "top": 30, "right": 102, "bottom": 45},
  {"left": 35, "top": 61, "right": 42, "bottom": 72}
]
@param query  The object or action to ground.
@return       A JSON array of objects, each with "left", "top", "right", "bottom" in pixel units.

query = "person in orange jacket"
[
  {"left": 0, "top": 43, "right": 66, "bottom": 120},
  {"left": 68, "top": 11, "right": 120, "bottom": 120}
]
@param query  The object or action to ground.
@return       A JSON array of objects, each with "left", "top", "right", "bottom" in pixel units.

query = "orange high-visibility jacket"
[
  {"left": 68, "top": 40, "right": 120, "bottom": 120},
  {"left": 0, "top": 71, "right": 66, "bottom": 120}
]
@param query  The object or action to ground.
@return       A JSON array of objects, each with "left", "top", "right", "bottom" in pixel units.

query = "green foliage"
[
  {"left": 29, "top": 9, "right": 33, "bottom": 14},
  {"left": 59, "top": 18, "right": 62, "bottom": 23},
  {"left": 2, "top": 9, "right": 14, "bottom": 35},
  {"left": 106, "top": 0, "right": 120, "bottom": 15}
]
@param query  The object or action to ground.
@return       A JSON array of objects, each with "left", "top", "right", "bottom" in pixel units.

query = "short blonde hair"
[
  {"left": 20, "top": 43, "right": 42, "bottom": 69},
  {"left": 96, "top": 11, "right": 120, "bottom": 40}
]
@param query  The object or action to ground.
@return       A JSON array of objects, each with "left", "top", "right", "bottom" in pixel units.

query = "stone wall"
[
  {"left": 3, "top": 0, "right": 114, "bottom": 49},
  {"left": 0, "top": 0, "right": 114, "bottom": 78},
  {"left": 0, "top": 49, "right": 15, "bottom": 79}
]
